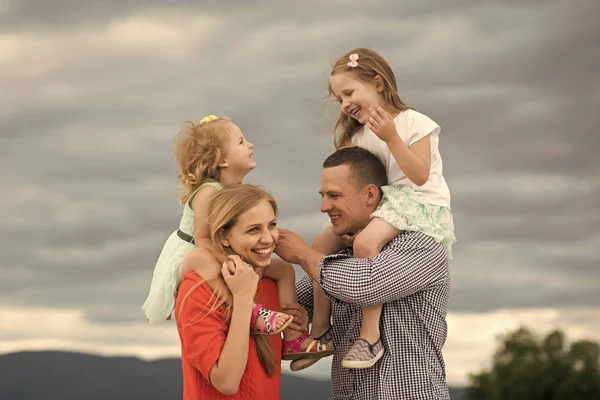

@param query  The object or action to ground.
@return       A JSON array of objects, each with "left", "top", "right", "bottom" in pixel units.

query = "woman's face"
[{"left": 221, "top": 199, "right": 279, "bottom": 269}]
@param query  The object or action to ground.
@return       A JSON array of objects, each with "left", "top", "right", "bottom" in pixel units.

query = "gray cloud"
[{"left": 1, "top": 0, "right": 598, "bottom": 324}]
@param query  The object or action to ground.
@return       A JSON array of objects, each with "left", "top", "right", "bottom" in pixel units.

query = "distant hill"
[{"left": 0, "top": 351, "right": 465, "bottom": 399}]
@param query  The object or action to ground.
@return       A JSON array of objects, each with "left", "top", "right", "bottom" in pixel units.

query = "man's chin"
[{"left": 331, "top": 225, "right": 349, "bottom": 237}]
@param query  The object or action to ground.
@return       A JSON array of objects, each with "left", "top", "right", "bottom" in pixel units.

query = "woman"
[{"left": 175, "top": 184, "right": 304, "bottom": 399}]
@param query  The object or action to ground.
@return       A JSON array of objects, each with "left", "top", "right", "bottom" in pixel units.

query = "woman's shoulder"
[
  {"left": 180, "top": 270, "right": 205, "bottom": 284},
  {"left": 177, "top": 251, "right": 220, "bottom": 304},
  {"left": 176, "top": 273, "right": 226, "bottom": 323},
  {"left": 177, "top": 272, "right": 212, "bottom": 301}
]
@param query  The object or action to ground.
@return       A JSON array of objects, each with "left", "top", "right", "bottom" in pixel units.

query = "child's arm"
[
  {"left": 191, "top": 185, "right": 218, "bottom": 242},
  {"left": 386, "top": 134, "right": 431, "bottom": 186},
  {"left": 190, "top": 185, "right": 229, "bottom": 266},
  {"left": 368, "top": 105, "right": 431, "bottom": 186}
]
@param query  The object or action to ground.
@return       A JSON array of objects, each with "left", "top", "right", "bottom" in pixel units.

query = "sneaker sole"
[{"left": 342, "top": 348, "right": 384, "bottom": 369}]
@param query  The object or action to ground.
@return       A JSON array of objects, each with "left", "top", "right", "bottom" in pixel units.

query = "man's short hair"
[{"left": 322, "top": 147, "right": 387, "bottom": 190}]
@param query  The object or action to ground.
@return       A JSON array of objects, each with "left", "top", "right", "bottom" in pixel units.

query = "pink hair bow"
[{"left": 347, "top": 53, "right": 359, "bottom": 67}]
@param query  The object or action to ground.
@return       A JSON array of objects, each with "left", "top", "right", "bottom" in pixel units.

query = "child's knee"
[{"left": 352, "top": 233, "right": 380, "bottom": 258}]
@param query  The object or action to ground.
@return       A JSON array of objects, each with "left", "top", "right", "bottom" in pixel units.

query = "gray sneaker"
[{"left": 341, "top": 338, "right": 384, "bottom": 369}]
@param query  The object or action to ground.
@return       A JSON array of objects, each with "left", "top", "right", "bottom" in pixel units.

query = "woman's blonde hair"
[
  {"left": 174, "top": 116, "right": 232, "bottom": 203},
  {"left": 178, "top": 184, "right": 279, "bottom": 376},
  {"left": 328, "top": 48, "right": 412, "bottom": 149}
]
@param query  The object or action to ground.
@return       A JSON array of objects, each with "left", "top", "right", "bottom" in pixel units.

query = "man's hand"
[
  {"left": 276, "top": 228, "right": 325, "bottom": 282},
  {"left": 274, "top": 228, "right": 309, "bottom": 265},
  {"left": 281, "top": 302, "right": 309, "bottom": 334}
]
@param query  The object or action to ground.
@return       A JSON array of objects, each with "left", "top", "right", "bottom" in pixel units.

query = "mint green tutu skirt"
[
  {"left": 371, "top": 185, "right": 456, "bottom": 260},
  {"left": 141, "top": 181, "right": 222, "bottom": 324},
  {"left": 141, "top": 230, "right": 194, "bottom": 324}
]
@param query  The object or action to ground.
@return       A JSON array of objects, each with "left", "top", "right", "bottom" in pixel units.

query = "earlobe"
[
  {"left": 366, "top": 184, "right": 379, "bottom": 206},
  {"left": 218, "top": 159, "right": 229, "bottom": 168},
  {"left": 218, "top": 229, "right": 230, "bottom": 248},
  {"left": 374, "top": 75, "right": 384, "bottom": 93}
]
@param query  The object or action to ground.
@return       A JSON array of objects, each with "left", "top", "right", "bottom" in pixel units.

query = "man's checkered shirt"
[{"left": 296, "top": 231, "right": 451, "bottom": 400}]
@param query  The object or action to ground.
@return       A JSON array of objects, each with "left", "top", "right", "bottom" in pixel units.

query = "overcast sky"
[{"left": 1, "top": 0, "right": 598, "bottom": 386}]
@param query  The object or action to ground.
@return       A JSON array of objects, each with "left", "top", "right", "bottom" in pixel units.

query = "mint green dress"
[
  {"left": 142, "top": 181, "right": 222, "bottom": 324},
  {"left": 371, "top": 185, "right": 456, "bottom": 259}
]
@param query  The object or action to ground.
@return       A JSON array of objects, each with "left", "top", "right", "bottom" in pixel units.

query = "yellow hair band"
[{"left": 199, "top": 115, "right": 217, "bottom": 125}]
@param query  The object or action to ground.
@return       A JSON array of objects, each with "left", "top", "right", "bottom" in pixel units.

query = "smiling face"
[
  {"left": 220, "top": 199, "right": 279, "bottom": 269},
  {"left": 329, "top": 72, "right": 385, "bottom": 125},
  {"left": 319, "top": 165, "right": 375, "bottom": 236},
  {"left": 222, "top": 123, "right": 256, "bottom": 174}
]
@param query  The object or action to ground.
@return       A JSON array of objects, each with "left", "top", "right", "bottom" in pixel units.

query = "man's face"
[{"left": 319, "top": 165, "right": 373, "bottom": 236}]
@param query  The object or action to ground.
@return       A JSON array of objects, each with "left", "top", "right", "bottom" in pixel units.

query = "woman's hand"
[
  {"left": 221, "top": 255, "right": 258, "bottom": 301},
  {"left": 209, "top": 255, "right": 258, "bottom": 395}
]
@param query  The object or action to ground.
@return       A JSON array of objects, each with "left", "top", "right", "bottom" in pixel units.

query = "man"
[{"left": 276, "top": 147, "right": 451, "bottom": 400}]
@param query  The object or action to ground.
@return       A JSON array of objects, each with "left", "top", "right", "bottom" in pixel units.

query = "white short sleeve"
[{"left": 406, "top": 110, "right": 441, "bottom": 147}]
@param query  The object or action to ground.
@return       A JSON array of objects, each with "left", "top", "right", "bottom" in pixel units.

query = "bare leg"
[
  {"left": 353, "top": 217, "right": 400, "bottom": 342},
  {"left": 263, "top": 258, "right": 302, "bottom": 340},
  {"left": 265, "top": 257, "right": 333, "bottom": 357},
  {"left": 352, "top": 217, "right": 401, "bottom": 258},
  {"left": 286, "top": 228, "right": 348, "bottom": 371},
  {"left": 311, "top": 283, "right": 332, "bottom": 338},
  {"left": 343, "top": 218, "right": 400, "bottom": 369},
  {"left": 358, "top": 305, "right": 383, "bottom": 344},
  {"left": 310, "top": 227, "right": 347, "bottom": 337}
]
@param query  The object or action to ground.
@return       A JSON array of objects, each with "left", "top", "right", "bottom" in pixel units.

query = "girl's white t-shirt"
[{"left": 351, "top": 109, "right": 451, "bottom": 208}]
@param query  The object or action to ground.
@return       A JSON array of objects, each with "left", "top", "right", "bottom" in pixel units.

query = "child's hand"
[
  {"left": 367, "top": 105, "right": 397, "bottom": 143},
  {"left": 221, "top": 255, "right": 258, "bottom": 300}
]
